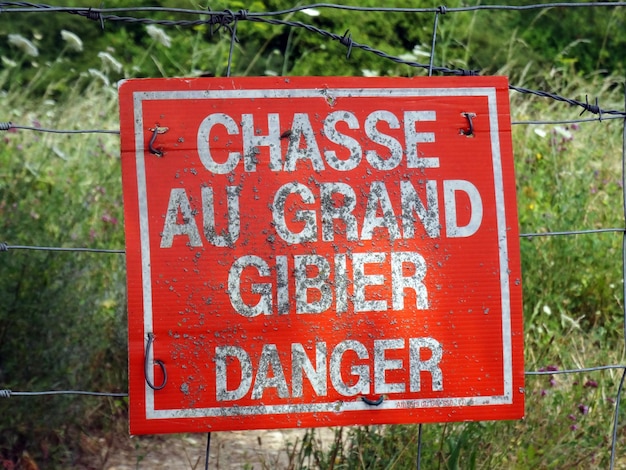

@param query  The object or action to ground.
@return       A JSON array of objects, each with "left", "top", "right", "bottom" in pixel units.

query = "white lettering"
[
  {"left": 330, "top": 340, "right": 370, "bottom": 396},
  {"left": 284, "top": 113, "right": 324, "bottom": 171},
  {"left": 251, "top": 344, "right": 289, "bottom": 399},
  {"left": 323, "top": 111, "right": 362, "bottom": 171},
  {"left": 443, "top": 180, "right": 483, "bottom": 237},
  {"left": 214, "top": 346, "right": 252, "bottom": 401},
  {"left": 374, "top": 339, "right": 405, "bottom": 394},
  {"left": 160, "top": 188, "right": 202, "bottom": 248},
  {"left": 405, "top": 111, "right": 439, "bottom": 168},
  {"left": 227, "top": 255, "right": 272, "bottom": 317},
  {"left": 197, "top": 113, "right": 241, "bottom": 174},
  {"left": 409, "top": 337, "right": 443, "bottom": 392},
  {"left": 272, "top": 182, "right": 317, "bottom": 244},
  {"left": 201, "top": 186, "right": 240, "bottom": 247}
]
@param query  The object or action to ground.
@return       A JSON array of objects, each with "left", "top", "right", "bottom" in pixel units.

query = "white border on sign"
[{"left": 131, "top": 86, "right": 514, "bottom": 419}]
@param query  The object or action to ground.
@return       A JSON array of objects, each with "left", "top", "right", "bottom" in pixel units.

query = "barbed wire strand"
[
  {"left": 0, "top": 3, "right": 626, "bottom": 118},
  {"left": 4, "top": 2, "right": 626, "bottom": 17}
]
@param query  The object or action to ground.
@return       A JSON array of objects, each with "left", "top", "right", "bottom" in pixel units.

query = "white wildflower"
[
  {"left": 88, "top": 68, "right": 110, "bottom": 86},
  {"left": 1, "top": 56, "right": 17, "bottom": 68},
  {"left": 264, "top": 69, "right": 278, "bottom": 76},
  {"left": 301, "top": 8, "right": 320, "bottom": 16},
  {"left": 61, "top": 30, "right": 83, "bottom": 52},
  {"left": 97, "top": 51, "right": 123, "bottom": 73},
  {"left": 542, "top": 305, "right": 552, "bottom": 315},
  {"left": 398, "top": 53, "right": 418, "bottom": 62},
  {"left": 146, "top": 24, "right": 171, "bottom": 48},
  {"left": 412, "top": 44, "right": 432, "bottom": 58},
  {"left": 554, "top": 125, "right": 572, "bottom": 140},
  {"left": 534, "top": 128, "right": 547, "bottom": 138},
  {"left": 8, "top": 34, "right": 39, "bottom": 57},
  {"left": 361, "top": 69, "right": 379, "bottom": 77}
]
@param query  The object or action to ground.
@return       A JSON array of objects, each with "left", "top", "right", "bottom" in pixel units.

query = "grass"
[{"left": 1, "top": 6, "right": 626, "bottom": 469}]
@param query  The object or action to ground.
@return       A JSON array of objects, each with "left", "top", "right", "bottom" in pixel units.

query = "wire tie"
[
  {"left": 84, "top": 7, "right": 105, "bottom": 30},
  {"left": 148, "top": 126, "right": 167, "bottom": 157},
  {"left": 0, "top": 390, "right": 11, "bottom": 398},
  {"left": 0, "top": 121, "right": 12, "bottom": 131},
  {"left": 236, "top": 9, "right": 249, "bottom": 21},
  {"left": 461, "top": 112, "right": 476, "bottom": 136},
  {"left": 361, "top": 395, "right": 384, "bottom": 406},
  {"left": 0, "top": 242, "right": 8, "bottom": 252},
  {"left": 339, "top": 30, "right": 354, "bottom": 59},
  {"left": 437, "top": 5, "right": 448, "bottom": 14},
  {"left": 144, "top": 333, "right": 167, "bottom": 391}
]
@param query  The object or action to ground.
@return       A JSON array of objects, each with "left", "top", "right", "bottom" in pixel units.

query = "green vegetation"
[{"left": 1, "top": 1, "right": 626, "bottom": 468}]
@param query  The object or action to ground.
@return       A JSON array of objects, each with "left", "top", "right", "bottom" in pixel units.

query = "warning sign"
[{"left": 119, "top": 76, "right": 524, "bottom": 435}]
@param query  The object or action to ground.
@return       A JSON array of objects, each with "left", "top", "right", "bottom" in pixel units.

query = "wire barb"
[
  {"left": 339, "top": 29, "right": 353, "bottom": 59},
  {"left": 579, "top": 94, "right": 602, "bottom": 120}
]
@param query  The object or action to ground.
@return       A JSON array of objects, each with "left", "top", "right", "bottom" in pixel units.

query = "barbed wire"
[
  {"left": 3, "top": 2, "right": 626, "bottom": 16},
  {"left": 0, "top": 2, "right": 625, "bottom": 118}
]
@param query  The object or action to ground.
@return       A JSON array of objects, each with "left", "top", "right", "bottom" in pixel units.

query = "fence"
[{"left": 2, "top": 1, "right": 626, "bottom": 468}]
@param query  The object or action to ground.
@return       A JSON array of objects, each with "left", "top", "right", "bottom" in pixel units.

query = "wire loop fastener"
[
  {"left": 361, "top": 395, "right": 385, "bottom": 406},
  {"left": 148, "top": 126, "right": 167, "bottom": 157},
  {"left": 0, "top": 242, "right": 8, "bottom": 252},
  {"left": 461, "top": 112, "right": 476, "bottom": 136},
  {"left": 0, "top": 121, "right": 12, "bottom": 131},
  {"left": 0, "top": 390, "right": 11, "bottom": 398},
  {"left": 144, "top": 333, "right": 167, "bottom": 391}
]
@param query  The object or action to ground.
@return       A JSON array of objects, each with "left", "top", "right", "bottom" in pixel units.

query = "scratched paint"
[{"left": 119, "top": 76, "right": 524, "bottom": 435}]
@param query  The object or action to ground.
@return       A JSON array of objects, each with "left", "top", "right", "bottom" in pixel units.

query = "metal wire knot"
[
  {"left": 339, "top": 30, "right": 354, "bottom": 59},
  {"left": 580, "top": 95, "right": 602, "bottom": 120}
]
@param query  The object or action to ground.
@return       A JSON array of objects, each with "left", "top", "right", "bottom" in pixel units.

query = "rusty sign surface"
[{"left": 119, "top": 76, "right": 524, "bottom": 435}]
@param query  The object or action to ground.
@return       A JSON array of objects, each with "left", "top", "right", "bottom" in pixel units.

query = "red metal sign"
[{"left": 119, "top": 76, "right": 524, "bottom": 435}]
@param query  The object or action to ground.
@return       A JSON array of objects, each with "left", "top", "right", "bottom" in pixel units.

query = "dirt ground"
[{"left": 83, "top": 428, "right": 336, "bottom": 470}]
